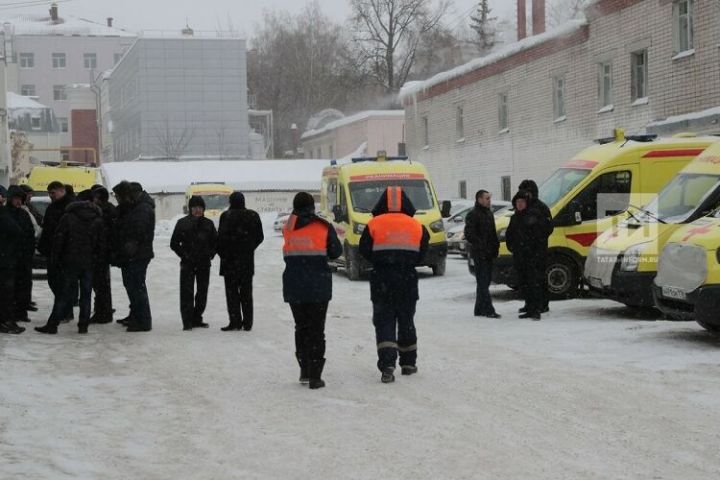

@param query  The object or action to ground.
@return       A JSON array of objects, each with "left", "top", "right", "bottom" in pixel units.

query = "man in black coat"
[
  {"left": 6, "top": 186, "right": 36, "bottom": 323},
  {"left": 283, "top": 192, "right": 342, "bottom": 389},
  {"left": 518, "top": 179, "right": 554, "bottom": 313},
  {"left": 465, "top": 189, "right": 501, "bottom": 318},
  {"left": 35, "top": 200, "right": 104, "bottom": 334},
  {"left": 89, "top": 186, "right": 117, "bottom": 324},
  {"left": 0, "top": 194, "right": 25, "bottom": 334},
  {"left": 112, "top": 181, "right": 155, "bottom": 333},
  {"left": 38, "top": 181, "right": 77, "bottom": 320},
  {"left": 217, "top": 192, "right": 264, "bottom": 332},
  {"left": 359, "top": 187, "right": 429, "bottom": 383},
  {"left": 171, "top": 196, "right": 218, "bottom": 331},
  {"left": 506, "top": 190, "right": 547, "bottom": 321}
]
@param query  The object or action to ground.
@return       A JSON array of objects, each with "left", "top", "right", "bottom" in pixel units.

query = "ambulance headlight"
[
  {"left": 430, "top": 220, "right": 445, "bottom": 233},
  {"left": 353, "top": 222, "right": 366, "bottom": 235},
  {"left": 620, "top": 243, "right": 649, "bottom": 272}
]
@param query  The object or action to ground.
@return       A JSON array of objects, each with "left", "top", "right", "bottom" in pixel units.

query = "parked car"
[
  {"left": 446, "top": 201, "right": 511, "bottom": 257},
  {"left": 273, "top": 212, "right": 291, "bottom": 232}
]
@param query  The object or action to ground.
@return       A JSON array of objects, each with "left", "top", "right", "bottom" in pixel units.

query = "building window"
[
  {"left": 53, "top": 85, "right": 67, "bottom": 101},
  {"left": 552, "top": 75, "right": 566, "bottom": 120},
  {"left": 598, "top": 62, "right": 613, "bottom": 108},
  {"left": 459, "top": 181, "right": 467, "bottom": 200},
  {"left": 498, "top": 93, "right": 509, "bottom": 131},
  {"left": 422, "top": 115, "right": 429, "bottom": 147},
  {"left": 631, "top": 50, "right": 648, "bottom": 101},
  {"left": 456, "top": 105, "right": 465, "bottom": 140},
  {"left": 58, "top": 117, "right": 69, "bottom": 133},
  {"left": 31, "top": 116, "right": 42, "bottom": 130},
  {"left": 674, "top": 0, "right": 694, "bottom": 53},
  {"left": 84, "top": 53, "right": 97, "bottom": 69},
  {"left": 52, "top": 53, "right": 66, "bottom": 69},
  {"left": 19, "top": 53, "right": 34, "bottom": 68},
  {"left": 501, "top": 176, "right": 512, "bottom": 202},
  {"left": 21, "top": 84, "right": 36, "bottom": 96},
  {"left": 114, "top": 53, "right": 123, "bottom": 64}
]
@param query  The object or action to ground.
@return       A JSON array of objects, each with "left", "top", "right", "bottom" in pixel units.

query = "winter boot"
[
  {"left": 518, "top": 306, "right": 528, "bottom": 313},
  {"left": 61, "top": 311, "right": 74, "bottom": 324},
  {"left": 381, "top": 368, "right": 395, "bottom": 384},
  {"left": 309, "top": 379, "right": 325, "bottom": 389},
  {"left": 221, "top": 322, "right": 239, "bottom": 331},
  {"left": 27, "top": 302, "right": 38, "bottom": 312},
  {"left": 401, "top": 365, "right": 418, "bottom": 376},
  {"left": 0, "top": 321, "right": 25, "bottom": 334},
  {"left": 298, "top": 362, "right": 309, "bottom": 384},
  {"left": 78, "top": 324, "right": 88, "bottom": 334},
  {"left": 307, "top": 359, "right": 325, "bottom": 388},
  {"left": 117, "top": 314, "right": 133, "bottom": 325},
  {"left": 520, "top": 312, "right": 541, "bottom": 320},
  {"left": 193, "top": 316, "right": 209, "bottom": 329},
  {"left": 35, "top": 324, "right": 58, "bottom": 334}
]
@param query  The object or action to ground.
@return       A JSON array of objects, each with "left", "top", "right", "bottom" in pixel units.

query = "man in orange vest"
[
  {"left": 359, "top": 187, "right": 429, "bottom": 383},
  {"left": 283, "top": 192, "right": 342, "bottom": 389}
]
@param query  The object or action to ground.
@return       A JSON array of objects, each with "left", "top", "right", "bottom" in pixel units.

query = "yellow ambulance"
[
  {"left": 484, "top": 130, "right": 718, "bottom": 299},
  {"left": 320, "top": 154, "right": 447, "bottom": 280},
  {"left": 585, "top": 142, "right": 720, "bottom": 308},
  {"left": 184, "top": 183, "right": 234, "bottom": 220},
  {"left": 25, "top": 163, "right": 101, "bottom": 194},
  {"left": 652, "top": 212, "right": 720, "bottom": 330}
]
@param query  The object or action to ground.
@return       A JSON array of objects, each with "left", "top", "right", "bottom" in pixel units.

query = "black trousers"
[
  {"left": 180, "top": 262, "right": 210, "bottom": 329},
  {"left": 14, "top": 257, "right": 32, "bottom": 320},
  {"left": 48, "top": 264, "right": 73, "bottom": 318},
  {"left": 48, "top": 267, "right": 93, "bottom": 328},
  {"left": 290, "top": 303, "right": 328, "bottom": 380},
  {"left": 121, "top": 260, "right": 152, "bottom": 330},
  {"left": 474, "top": 257, "right": 496, "bottom": 316},
  {"left": 92, "top": 263, "right": 113, "bottom": 319},
  {"left": 372, "top": 300, "right": 418, "bottom": 371},
  {"left": 516, "top": 258, "right": 544, "bottom": 315},
  {"left": 0, "top": 266, "right": 17, "bottom": 325},
  {"left": 224, "top": 272, "right": 254, "bottom": 330}
]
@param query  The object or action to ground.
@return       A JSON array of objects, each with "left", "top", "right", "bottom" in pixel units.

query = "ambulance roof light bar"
[{"left": 595, "top": 128, "right": 657, "bottom": 145}]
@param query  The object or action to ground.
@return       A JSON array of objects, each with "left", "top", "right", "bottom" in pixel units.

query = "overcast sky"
[{"left": 30, "top": 0, "right": 516, "bottom": 37}]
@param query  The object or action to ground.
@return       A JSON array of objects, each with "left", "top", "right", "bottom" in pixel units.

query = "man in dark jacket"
[
  {"left": 359, "top": 187, "right": 430, "bottom": 384},
  {"left": 35, "top": 200, "right": 104, "bottom": 334},
  {"left": 506, "top": 190, "right": 547, "bottom": 321},
  {"left": 6, "top": 186, "right": 36, "bottom": 323},
  {"left": 465, "top": 189, "right": 501, "bottom": 319},
  {"left": 171, "top": 196, "right": 218, "bottom": 331},
  {"left": 283, "top": 192, "right": 342, "bottom": 390},
  {"left": 112, "top": 181, "right": 155, "bottom": 332},
  {"left": 218, "top": 192, "right": 264, "bottom": 332},
  {"left": 0, "top": 195, "right": 26, "bottom": 334},
  {"left": 38, "top": 181, "right": 76, "bottom": 314},
  {"left": 518, "top": 179, "right": 554, "bottom": 313},
  {"left": 89, "top": 186, "right": 117, "bottom": 324}
]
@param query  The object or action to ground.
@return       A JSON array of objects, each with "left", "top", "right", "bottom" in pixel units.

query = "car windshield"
[
  {"left": 538, "top": 168, "right": 592, "bottom": 208},
  {"left": 642, "top": 174, "right": 720, "bottom": 224},
  {"left": 200, "top": 194, "right": 230, "bottom": 210},
  {"left": 349, "top": 180, "right": 435, "bottom": 213},
  {"left": 30, "top": 199, "right": 50, "bottom": 217}
]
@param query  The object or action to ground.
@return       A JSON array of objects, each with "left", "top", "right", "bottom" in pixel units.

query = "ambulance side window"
[
  {"left": 565, "top": 170, "right": 632, "bottom": 222},
  {"left": 326, "top": 178, "right": 337, "bottom": 211},
  {"left": 339, "top": 185, "right": 348, "bottom": 221}
]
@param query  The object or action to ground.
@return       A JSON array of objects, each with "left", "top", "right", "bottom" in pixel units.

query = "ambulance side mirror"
[
  {"left": 441, "top": 200, "right": 452, "bottom": 218},
  {"left": 332, "top": 205, "right": 346, "bottom": 223}
]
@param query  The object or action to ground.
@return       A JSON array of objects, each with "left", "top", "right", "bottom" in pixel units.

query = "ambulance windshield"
[
  {"left": 643, "top": 174, "right": 720, "bottom": 224},
  {"left": 349, "top": 180, "right": 435, "bottom": 213},
  {"left": 539, "top": 168, "right": 591, "bottom": 208}
]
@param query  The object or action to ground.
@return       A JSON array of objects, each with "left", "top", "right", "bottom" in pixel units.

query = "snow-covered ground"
[{"left": 2, "top": 216, "right": 720, "bottom": 479}]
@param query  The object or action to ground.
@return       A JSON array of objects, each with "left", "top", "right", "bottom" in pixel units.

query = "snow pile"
[
  {"left": 399, "top": 19, "right": 588, "bottom": 101},
  {"left": 101, "top": 160, "right": 330, "bottom": 194},
  {"left": 301, "top": 110, "right": 405, "bottom": 140},
  {"left": 0, "top": 13, "right": 136, "bottom": 37}
]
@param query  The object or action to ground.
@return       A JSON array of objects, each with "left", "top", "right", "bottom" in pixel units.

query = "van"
[
  {"left": 652, "top": 211, "right": 720, "bottom": 331},
  {"left": 25, "top": 163, "right": 101, "bottom": 195},
  {"left": 184, "top": 183, "right": 234, "bottom": 220},
  {"left": 320, "top": 154, "right": 447, "bottom": 280},
  {"left": 481, "top": 130, "right": 719, "bottom": 299},
  {"left": 585, "top": 142, "right": 720, "bottom": 307}
]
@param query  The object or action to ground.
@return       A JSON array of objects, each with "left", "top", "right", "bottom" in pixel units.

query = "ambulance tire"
[
  {"left": 697, "top": 321, "right": 720, "bottom": 333},
  {"left": 345, "top": 245, "right": 361, "bottom": 281},
  {"left": 546, "top": 255, "right": 579, "bottom": 300},
  {"left": 432, "top": 258, "right": 446, "bottom": 276}
]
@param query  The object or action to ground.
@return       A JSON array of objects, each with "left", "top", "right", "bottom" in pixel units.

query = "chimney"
[
  {"left": 49, "top": 3, "right": 58, "bottom": 22},
  {"left": 517, "top": 0, "right": 527, "bottom": 41},
  {"left": 532, "top": 0, "right": 546, "bottom": 35},
  {"left": 107, "top": 17, "right": 113, "bottom": 28}
]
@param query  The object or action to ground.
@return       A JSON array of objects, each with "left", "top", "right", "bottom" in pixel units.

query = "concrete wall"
[
  {"left": 302, "top": 113, "right": 405, "bottom": 159},
  {"left": 404, "top": 0, "right": 720, "bottom": 200}
]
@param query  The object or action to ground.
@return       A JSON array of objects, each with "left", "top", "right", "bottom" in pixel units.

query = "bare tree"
[
  {"left": 350, "top": 0, "right": 451, "bottom": 94},
  {"left": 153, "top": 119, "right": 196, "bottom": 159},
  {"left": 548, "top": 0, "right": 591, "bottom": 28}
]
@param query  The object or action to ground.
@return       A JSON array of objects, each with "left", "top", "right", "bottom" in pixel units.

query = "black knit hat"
[
  {"left": 20, "top": 184, "right": 34, "bottom": 194},
  {"left": 188, "top": 195, "right": 205, "bottom": 210},
  {"left": 293, "top": 192, "right": 315, "bottom": 212},
  {"left": 7, "top": 185, "right": 27, "bottom": 201}
]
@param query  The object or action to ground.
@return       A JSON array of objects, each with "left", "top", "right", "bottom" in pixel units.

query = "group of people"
[{"left": 465, "top": 179, "right": 553, "bottom": 321}]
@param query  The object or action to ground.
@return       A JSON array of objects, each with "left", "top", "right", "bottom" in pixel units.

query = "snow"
[
  {"left": 632, "top": 97, "right": 650, "bottom": 107},
  {"left": 647, "top": 105, "right": 720, "bottom": 128},
  {"left": 101, "top": 160, "right": 329, "bottom": 194},
  {"left": 301, "top": 110, "right": 405, "bottom": 140},
  {"left": 399, "top": 20, "right": 588, "bottom": 102},
  {"left": 6, "top": 92, "right": 48, "bottom": 110},
  {"left": 3, "top": 227, "right": 720, "bottom": 478},
  {"left": 598, "top": 104, "right": 614, "bottom": 114},
  {"left": 672, "top": 49, "right": 696, "bottom": 61},
  {"left": 0, "top": 13, "right": 136, "bottom": 37}
]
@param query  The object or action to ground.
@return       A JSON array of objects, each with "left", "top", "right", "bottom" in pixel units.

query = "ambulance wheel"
[
  {"left": 345, "top": 247, "right": 361, "bottom": 281},
  {"left": 547, "top": 256, "right": 579, "bottom": 300},
  {"left": 697, "top": 321, "right": 720, "bottom": 333},
  {"left": 432, "top": 258, "right": 446, "bottom": 276}
]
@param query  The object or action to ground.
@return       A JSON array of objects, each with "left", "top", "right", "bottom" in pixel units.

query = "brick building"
[{"left": 401, "top": 0, "right": 720, "bottom": 201}]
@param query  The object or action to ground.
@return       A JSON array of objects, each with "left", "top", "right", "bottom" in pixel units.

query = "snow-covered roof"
[
  {"left": 301, "top": 110, "right": 405, "bottom": 140},
  {"left": 101, "top": 160, "right": 330, "bottom": 194},
  {"left": 399, "top": 19, "right": 588, "bottom": 101},
  {"left": 6, "top": 92, "right": 48, "bottom": 110},
  {"left": 0, "top": 13, "right": 136, "bottom": 37}
]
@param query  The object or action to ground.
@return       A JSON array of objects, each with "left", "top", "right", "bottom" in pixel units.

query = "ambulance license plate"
[{"left": 662, "top": 286, "right": 687, "bottom": 301}]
